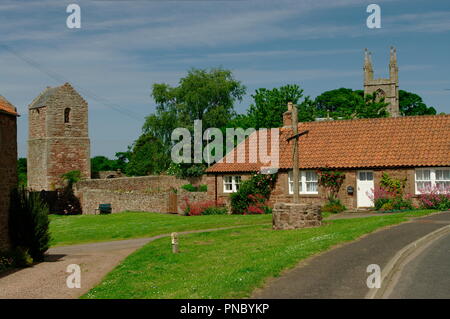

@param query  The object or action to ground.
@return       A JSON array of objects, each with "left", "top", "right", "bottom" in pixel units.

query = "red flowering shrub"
[
  {"left": 180, "top": 197, "right": 226, "bottom": 216},
  {"left": 417, "top": 185, "right": 450, "bottom": 210}
]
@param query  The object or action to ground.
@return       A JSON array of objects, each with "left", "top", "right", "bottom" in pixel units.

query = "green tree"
[
  {"left": 245, "top": 84, "right": 306, "bottom": 129},
  {"left": 125, "top": 133, "right": 170, "bottom": 176},
  {"left": 314, "top": 88, "right": 364, "bottom": 119},
  {"left": 91, "top": 155, "right": 128, "bottom": 174},
  {"left": 139, "top": 68, "right": 245, "bottom": 174},
  {"left": 18, "top": 158, "right": 27, "bottom": 187},
  {"left": 399, "top": 90, "right": 436, "bottom": 116},
  {"left": 91, "top": 156, "right": 115, "bottom": 173},
  {"left": 355, "top": 92, "right": 389, "bottom": 118}
]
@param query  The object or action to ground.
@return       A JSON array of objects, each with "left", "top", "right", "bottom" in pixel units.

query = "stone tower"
[
  {"left": 28, "top": 83, "right": 91, "bottom": 191},
  {"left": 363, "top": 47, "right": 400, "bottom": 117}
]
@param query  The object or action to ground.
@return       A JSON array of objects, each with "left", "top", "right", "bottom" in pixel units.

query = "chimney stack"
[{"left": 283, "top": 101, "right": 293, "bottom": 127}]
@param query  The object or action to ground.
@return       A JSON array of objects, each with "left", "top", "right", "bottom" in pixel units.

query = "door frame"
[{"left": 357, "top": 170, "right": 375, "bottom": 208}]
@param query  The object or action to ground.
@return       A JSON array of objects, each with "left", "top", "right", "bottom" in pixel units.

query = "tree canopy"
[{"left": 94, "top": 71, "right": 443, "bottom": 177}]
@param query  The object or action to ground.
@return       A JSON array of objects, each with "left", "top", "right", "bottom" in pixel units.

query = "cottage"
[
  {"left": 0, "top": 96, "right": 19, "bottom": 251},
  {"left": 205, "top": 113, "right": 450, "bottom": 210}
]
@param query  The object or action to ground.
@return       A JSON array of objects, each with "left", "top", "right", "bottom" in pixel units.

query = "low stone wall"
[
  {"left": 76, "top": 175, "right": 196, "bottom": 193},
  {"left": 79, "top": 189, "right": 210, "bottom": 215},
  {"left": 272, "top": 203, "right": 322, "bottom": 230}
]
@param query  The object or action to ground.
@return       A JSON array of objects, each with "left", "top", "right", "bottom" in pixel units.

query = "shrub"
[
  {"left": 417, "top": 185, "right": 450, "bottom": 210},
  {"left": 321, "top": 197, "right": 346, "bottom": 214},
  {"left": 230, "top": 173, "right": 277, "bottom": 214},
  {"left": 380, "top": 172, "right": 406, "bottom": 196},
  {"left": 0, "top": 247, "right": 34, "bottom": 272},
  {"left": 180, "top": 198, "right": 226, "bottom": 216},
  {"left": 9, "top": 188, "right": 51, "bottom": 262},
  {"left": 317, "top": 169, "right": 345, "bottom": 200},
  {"left": 368, "top": 187, "right": 397, "bottom": 210},
  {"left": 201, "top": 206, "right": 228, "bottom": 215},
  {"left": 181, "top": 184, "right": 207, "bottom": 192}
]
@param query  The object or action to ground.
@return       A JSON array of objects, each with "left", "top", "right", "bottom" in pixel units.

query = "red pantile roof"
[
  {"left": 0, "top": 96, "right": 18, "bottom": 116},
  {"left": 206, "top": 115, "right": 450, "bottom": 173}
]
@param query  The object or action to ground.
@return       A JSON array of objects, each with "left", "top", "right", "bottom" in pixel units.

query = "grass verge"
[
  {"left": 49, "top": 212, "right": 271, "bottom": 246},
  {"left": 82, "top": 210, "right": 437, "bottom": 299}
]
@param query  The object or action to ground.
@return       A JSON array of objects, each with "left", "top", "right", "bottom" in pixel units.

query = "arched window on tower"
[
  {"left": 64, "top": 108, "right": 71, "bottom": 123},
  {"left": 375, "top": 89, "right": 386, "bottom": 99}
]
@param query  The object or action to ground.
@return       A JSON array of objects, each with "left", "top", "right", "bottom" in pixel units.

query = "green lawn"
[
  {"left": 82, "top": 210, "right": 437, "bottom": 299},
  {"left": 49, "top": 212, "right": 271, "bottom": 246}
]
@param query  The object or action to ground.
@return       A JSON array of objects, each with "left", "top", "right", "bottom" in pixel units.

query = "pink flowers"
[
  {"left": 247, "top": 205, "right": 264, "bottom": 214},
  {"left": 180, "top": 197, "right": 225, "bottom": 216},
  {"left": 417, "top": 185, "right": 450, "bottom": 209}
]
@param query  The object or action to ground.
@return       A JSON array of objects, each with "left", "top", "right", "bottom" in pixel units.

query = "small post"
[{"left": 171, "top": 232, "right": 179, "bottom": 253}]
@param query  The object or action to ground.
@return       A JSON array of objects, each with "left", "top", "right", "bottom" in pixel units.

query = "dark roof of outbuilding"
[{"left": 0, "top": 95, "right": 18, "bottom": 116}]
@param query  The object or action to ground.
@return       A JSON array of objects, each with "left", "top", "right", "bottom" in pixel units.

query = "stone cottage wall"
[
  {"left": 207, "top": 167, "right": 421, "bottom": 211},
  {"left": 0, "top": 113, "right": 18, "bottom": 251}
]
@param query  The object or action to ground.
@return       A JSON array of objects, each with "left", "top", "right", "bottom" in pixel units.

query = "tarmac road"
[
  {"left": 252, "top": 211, "right": 450, "bottom": 299},
  {"left": 387, "top": 232, "right": 450, "bottom": 299}
]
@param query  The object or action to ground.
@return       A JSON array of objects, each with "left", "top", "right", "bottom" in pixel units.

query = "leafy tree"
[
  {"left": 399, "top": 90, "right": 436, "bottom": 116},
  {"left": 61, "top": 170, "right": 81, "bottom": 188},
  {"left": 139, "top": 68, "right": 245, "bottom": 173},
  {"left": 91, "top": 156, "right": 115, "bottom": 173},
  {"left": 91, "top": 155, "right": 128, "bottom": 174},
  {"left": 125, "top": 133, "right": 170, "bottom": 176},
  {"left": 355, "top": 92, "right": 389, "bottom": 118},
  {"left": 314, "top": 88, "right": 364, "bottom": 119},
  {"left": 245, "top": 84, "right": 306, "bottom": 129},
  {"left": 315, "top": 88, "right": 436, "bottom": 119},
  {"left": 18, "top": 158, "right": 27, "bottom": 187}
]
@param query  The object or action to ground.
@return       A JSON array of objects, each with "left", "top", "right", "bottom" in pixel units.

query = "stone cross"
[{"left": 286, "top": 102, "right": 309, "bottom": 203}]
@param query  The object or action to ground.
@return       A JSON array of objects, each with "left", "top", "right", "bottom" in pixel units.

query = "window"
[
  {"left": 415, "top": 168, "right": 450, "bottom": 194},
  {"left": 223, "top": 176, "right": 241, "bottom": 193},
  {"left": 64, "top": 108, "right": 71, "bottom": 123},
  {"left": 288, "top": 170, "right": 318, "bottom": 194},
  {"left": 436, "top": 169, "right": 450, "bottom": 191},
  {"left": 358, "top": 171, "right": 374, "bottom": 181}
]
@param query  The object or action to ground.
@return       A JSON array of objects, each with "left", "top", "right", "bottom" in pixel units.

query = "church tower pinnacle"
[{"left": 363, "top": 47, "right": 400, "bottom": 117}]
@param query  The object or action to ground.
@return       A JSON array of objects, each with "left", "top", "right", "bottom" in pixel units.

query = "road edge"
[{"left": 365, "top": 223, "right": 450, "bottom": 299}]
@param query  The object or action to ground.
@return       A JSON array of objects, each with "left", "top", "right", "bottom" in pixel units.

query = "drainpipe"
[{"left": 215, "top": 174, "right": 218, "bottom": 205}]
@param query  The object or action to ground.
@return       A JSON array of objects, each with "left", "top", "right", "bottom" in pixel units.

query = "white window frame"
[
  {"left": 288, "top": 170, "right": 318, "bottom": 195},
  {"left": 223, "top": 175, "right": 241, "bottom": 193},
  {"left": 415, "top": 168, "right": 450, "bottom": 194}
]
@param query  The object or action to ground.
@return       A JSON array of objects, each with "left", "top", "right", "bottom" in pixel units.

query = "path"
[
  {"left": 0, "top": 226, "right": 255, "bottom": 299},
  {"left": 252, "top": 211, "right": 450, "bottom": 298}
]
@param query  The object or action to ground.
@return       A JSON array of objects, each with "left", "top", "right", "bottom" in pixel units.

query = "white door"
[{"left": 357, "top": 171, "right": 374, "bottom": 208}]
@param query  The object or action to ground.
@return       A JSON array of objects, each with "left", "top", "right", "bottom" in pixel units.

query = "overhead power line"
[{"left": 0, "top": 43, "right": 144, "bottom": 122}]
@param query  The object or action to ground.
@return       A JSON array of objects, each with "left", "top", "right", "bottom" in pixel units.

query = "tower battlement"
[{"left": 363, "top": 47, "right": 400, "bottom": 117}]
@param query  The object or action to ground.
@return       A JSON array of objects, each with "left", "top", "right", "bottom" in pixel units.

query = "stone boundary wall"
[
  {"left": 75, "top": 175, "right": 205, "bottom": 193},
  {"left": 79, "top": 189, "right": 209, "bottom": 215}
]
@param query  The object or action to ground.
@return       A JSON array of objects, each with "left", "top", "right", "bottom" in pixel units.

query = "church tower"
[
  {"left": 28, "top": 83, "right": 91, "bottom": 190},
  {"left": 363, "top": 47, "right": 400, "bottom": 117}
]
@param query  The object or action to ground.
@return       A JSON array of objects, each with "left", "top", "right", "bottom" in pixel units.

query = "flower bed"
[{"left": 180, "top": 197, "right": 227, "bottom": 216}]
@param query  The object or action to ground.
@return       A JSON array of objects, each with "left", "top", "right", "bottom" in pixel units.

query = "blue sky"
[{"left": 1, "top": 0, "right": 449, "bottom": 158}]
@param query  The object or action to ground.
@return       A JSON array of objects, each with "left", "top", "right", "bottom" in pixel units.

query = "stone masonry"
[
  {"left": 75, "top": 175, "right": 208, "bottom": 214},
  {"left": 364, "top": 47, "right": 400, "bottom": 117},
  {"left": 28, "top": 83, "right": 90, "bottom": 190},
  {"left": 0, "top": 98, "right": 18, "bottom": 251},
  {"left": 272, "top": 203, "right": 322, "bottom": 230}
]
